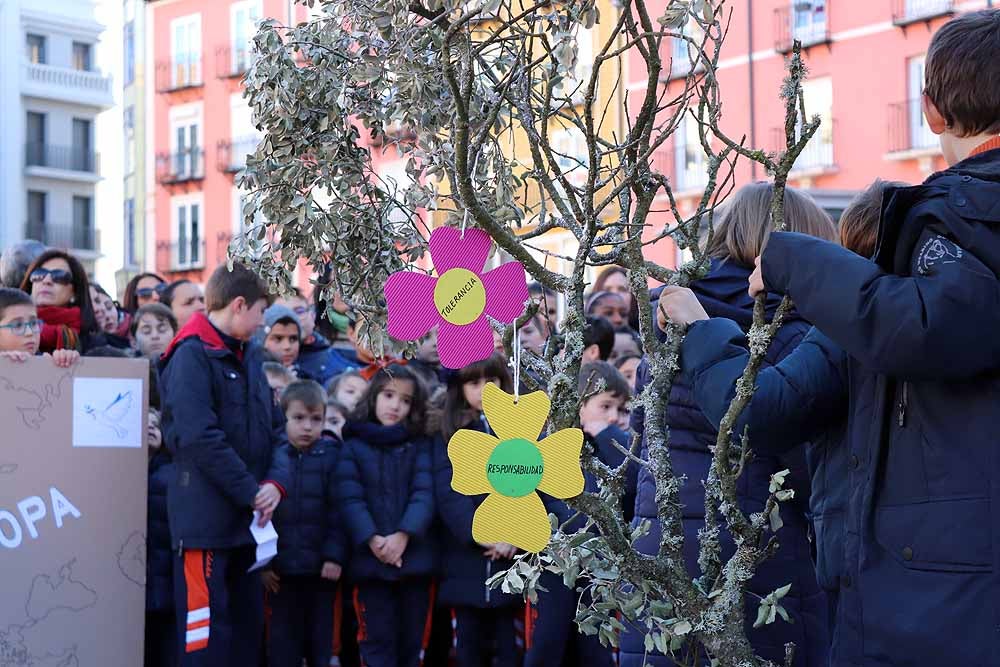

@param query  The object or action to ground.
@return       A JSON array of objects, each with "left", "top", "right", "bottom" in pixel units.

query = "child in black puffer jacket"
[
  {"left": 264, "top": 380, "right": 347, "bottom": 667},
  {"left": 338, "top": 365, "right": 436, "bottom": 667}
]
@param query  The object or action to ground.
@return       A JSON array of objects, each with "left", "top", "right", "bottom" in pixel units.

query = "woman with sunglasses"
[
  {"left": 122, "top": 272, "right": 166, "bottom": 314},
  {"left": 20, "top": 250, "right": 102, "bottom": 353}
]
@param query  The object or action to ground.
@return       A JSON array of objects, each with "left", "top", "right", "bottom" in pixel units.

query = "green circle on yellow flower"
[
  {"left": 434, "top": 268, "right": 486, "bottom": 326},
  {"left": 485, "top": 438, "right": 544, "bottom": 497}
]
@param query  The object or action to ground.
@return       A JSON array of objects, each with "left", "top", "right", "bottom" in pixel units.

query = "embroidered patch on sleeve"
[{"left": 915, "top": 235, "right": 963, "bottom": 275}]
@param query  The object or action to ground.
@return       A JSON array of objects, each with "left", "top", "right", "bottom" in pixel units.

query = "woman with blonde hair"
[{"left": 620, "top": 182, "right": 836, "bottom": 667}]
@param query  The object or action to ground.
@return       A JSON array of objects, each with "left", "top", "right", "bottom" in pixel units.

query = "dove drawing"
[{"left": 84, "top": 391, "right": 134, "bottom": 440}]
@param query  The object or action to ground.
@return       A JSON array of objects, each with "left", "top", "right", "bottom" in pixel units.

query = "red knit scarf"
[{"left": 36, "top": 306, "right": 82, "bottom": 352}]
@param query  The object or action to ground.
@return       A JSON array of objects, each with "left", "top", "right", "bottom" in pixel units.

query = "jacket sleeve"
[
  {"left": 336, "top": 440, "right": 378, "bottom": 547},
  {"left": 431, "top": 436, "right": 479, "bottom": 545},
  {"left": 161, "top": 342, "right": 259, "bottom": 507},
  {"left": 399, "top": 440, "right": 435, "bottom": 538},
  {"left": 323, "top": 448, "right": 348, "bottom": 565},
  {"left": 762, "top": 229, "right": 1000, "bottom": 379},
  {"left": 593, "top": 425, "right": 638, "bottom": 522},
  {"left": 683, "top": 318, "right": 849, "bottom": 456}
]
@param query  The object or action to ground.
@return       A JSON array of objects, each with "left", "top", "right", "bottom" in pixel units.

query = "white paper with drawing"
[{"left": 72, "top": 377, "right": 144, "bottom": 448}]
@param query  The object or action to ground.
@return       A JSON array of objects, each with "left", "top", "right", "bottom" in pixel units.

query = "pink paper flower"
[{"left": 385, "top": 227, "right": 529, "bottom": 369}]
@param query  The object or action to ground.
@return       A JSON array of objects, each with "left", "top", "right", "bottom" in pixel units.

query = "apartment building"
[{"left": 0, "top": 0, "right": 114, "bottom": 274}]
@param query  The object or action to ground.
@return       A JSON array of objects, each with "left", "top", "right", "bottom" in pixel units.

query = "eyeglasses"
[
  {"left": 29, "top": 268, "right": 73, "bottom": 285},
  {"left": 292, "top": 306, "right": 316, "bottom": 316},
  {"left": 0, "top": 318, "right": 44, "bottom": 336},
  {"left": 135, "top": 285, "right": 167, "bottom": 299}
]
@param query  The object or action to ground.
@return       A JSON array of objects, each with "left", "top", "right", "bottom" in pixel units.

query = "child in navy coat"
[
  {"left": 337, "top": 365, "right": 436, "bottom": 667},
  {"left": 432, "top": 354, "right": 522, "bottom": 667},
  {"left": 264, "top": 380, "right": 347, "bottom": 667}
]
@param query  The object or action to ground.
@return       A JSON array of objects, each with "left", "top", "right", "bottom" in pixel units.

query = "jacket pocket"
[{"left": 875, "top": 497, "right": 992, "bottom": 573}]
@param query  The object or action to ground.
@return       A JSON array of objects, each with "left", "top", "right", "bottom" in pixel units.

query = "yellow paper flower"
[{"left": 447, "top": 382, "right": 585, "bottom": 553}]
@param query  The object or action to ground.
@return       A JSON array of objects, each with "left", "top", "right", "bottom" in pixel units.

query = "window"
[
  {"left": 378, "top": 159, "right": 415, "bottom": 231},
  {"left": 554, "top": 26, "right": 594, "bottom": 104},
  {"left": 27, "top": 192, "right": 47, "bottom": 241},
  {"left": 792, "top": 0, "right": 827, "bottom": 45},
  {"left": 796, "top": 78, "right": 834, "bottom": 170},
  {"left": 26, "top": 112, "right": 46, "bottom": 167},
  {"left": 901, "top": 0, "right": 953, "bottom": 23},
  {"left": 171, "top": 14, "right": 202, "bottom": 88},
  {"left": 173, "top": 199, "right": 203, "bottom": 269},
  {"left": 72, "top": 42, "right": 92, "bottom": 71},
  {"left": 907, "top": 56, "right": 935, "bottom": 150},
  {"left": 172, "top": 121, "right": 201, "bottom": 179},
  {"left": 124, "top": 106, "right": 135, "bottom": 175},
  {"left": 670, "top": 16, "right": 705, "bottom": 77},
  {"left": 73, "top": 196, "right": 94, "bottom": 250},
  {"left": 674, "top": 113, "right": 707, "bottom": 191},
  {"left": 231, "top": 1, "right": 262, "bottom": 74},
  {"left": 25, "top": 34, "right": 46, "bottom": 64},
  {"left": 124, "top": 21, "right": 135, "bottom": 85},
  {"left": 124, "top": 199, "right": 136, "bottom": 266},
  {"left": 551, "top": 126, "right": 588, "bottom": 186},
  {"left": 233, "top": 190, "right": 267, "bottom": 259},
  {"left": 72, "top": 118, "right": 94, "bottom": 172}
]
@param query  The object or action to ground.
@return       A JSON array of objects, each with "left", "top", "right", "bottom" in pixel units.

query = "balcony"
[
  {"left": 774, "top": 3, "right": 831, "bottom": 54},
  {"left": 887, "top": 98, "right": 940, "bottom": 157},
  {"left": 771, "top": 121, "right": 837, "bottom": 175},
  {"left": 156, "top": 239, "right": 206, "bottom": 273},
  {"left": 155, "top": 55, "right": 203, "bottom": 93},
  {"left": 892, "top": 0, "right": 953, "bottom": 26},
  {"left": 25, "top": 143, "right": 100, "bottom": 182},
  {"left": 665, "top": 35, "right": 706, "bottom": 81},
  {"left": 216, "top": 136, "right": 259, "bottom": 173},
  {"left": 24, "top": 220, "right": 98, "bottom": 252},
  {"left": 215, "top": 45, "right": 253, "bottom": 79},
  {"left": 22, "top": 62, "right": 114, "bottom": 108},
  {"left": 156, "top": 149, "right": 205, "bottom": 185}
]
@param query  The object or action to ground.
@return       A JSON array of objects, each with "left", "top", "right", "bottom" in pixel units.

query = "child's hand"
[
  {"left": 748, "top": 256, "right": 765, "bottom": 298},
  {"left": 0, "top": 351, "right": 30, "bottom": 363},
  {"left": 254, "top": 483, "right": 282, "bottom": 525},
  {"left": 321, "top": 562, "right": 342, "bottom": 581},
  {"left": 380, "top": 532, "right": 409, "bottom": 568},
  {"left": 657, "top": 286, "right": 708, "bottom": 329},
  {"left": 261, "top": 570, "right": 280, "bottom": 594},
  {"left": 493, "top": 542, "right": 517, "bottom": 560},
  {"left": 50, "top": 349, "right": 80, "bottom": 368},
  {"left": 368, "top": 535, "right": 387, "bottom": 560}
]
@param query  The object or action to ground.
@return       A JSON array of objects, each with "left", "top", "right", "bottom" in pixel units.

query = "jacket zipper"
[{"left": 898, "top": 381, "right": 909, "bottom": 428}]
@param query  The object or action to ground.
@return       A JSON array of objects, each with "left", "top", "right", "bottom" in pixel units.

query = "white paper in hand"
[{"left": 248, "top": 511, "right": 278, "bottom": 573}]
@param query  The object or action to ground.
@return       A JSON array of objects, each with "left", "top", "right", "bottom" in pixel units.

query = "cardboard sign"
[
  {"left": 447, "top": 383, "right": 584, "bottom": 553},
  {"left": 385, "top": 226, "right": 530, "bottom": 369},
  {"left": 0, "top": 356, "right": 148, "bottom": 666}
]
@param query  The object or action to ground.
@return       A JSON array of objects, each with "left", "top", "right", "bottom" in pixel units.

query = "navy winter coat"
[
  {"left": 682, "top": 321, "right": 850, "bottom": 596},
  {"left": 146, "top": 450, "right": 174, "bottom": 612},
  {"left": 159, "top": 312, "right": 290, "bottom": 550},
  {"left": 298, "top": 332, "right": 340, "bottom": 386},
  {"left": 620, "top": 259, "right": 828, "bottom": 667},
  {"left": 337, "top": 420, "right": 436, "bottom": 581},
  {"left": 432, "top": 415, "right": 520, "bottom": 608},
  {"left": 270, "top": 438, "right": 348, "bottom": 576},
  {"left": 760, "top": 147, "right": 1000, "bottom": 667}
]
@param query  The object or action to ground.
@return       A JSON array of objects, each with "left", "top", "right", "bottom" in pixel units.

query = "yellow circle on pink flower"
[{"left": 434, "top": 268, "right": 487, "bottom": 326}]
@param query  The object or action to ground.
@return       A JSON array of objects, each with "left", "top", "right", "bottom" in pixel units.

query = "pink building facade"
[{"left": 631, "top": 0, "right": 987, "bottom": 271}]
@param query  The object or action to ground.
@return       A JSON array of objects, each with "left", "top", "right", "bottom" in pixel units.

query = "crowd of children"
[{"left": 0, "top": 10, "right": 997, "bottom": 667}]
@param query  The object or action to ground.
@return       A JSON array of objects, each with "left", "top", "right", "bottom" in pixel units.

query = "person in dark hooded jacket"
[
  {"left": 274, "top": 290, "right": 343, "bottom": 385},
  {"left": 619, "top": 182, "right": 836, "bottom": 667},
  {"left": 146, "top": 407, "right": 176, "bottom": 667},
  {"left": 657, "top": 179, "right": 892, "bottom": 636},
  {"left": 338, "top": 365, "right": 436, "bottom": 667},
  {"left": 745, "top": 14, "right": 1000, "bottom": 665},
  {"left": 523, "top": 361, "right": 636, "bottom": 667},
  {"left": 159, "top": 263, "right": 290, "bottom": 667},
  {"left": 264, "top": 380, "right": 347, "bottom": 667},
  {"left": 432, "top": 354, "right": 522, "bottom": 667}
]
